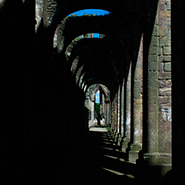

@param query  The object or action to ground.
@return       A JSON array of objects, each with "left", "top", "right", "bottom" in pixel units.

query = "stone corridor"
[
  {"left": 1, "top": 0, "right": 185, "bottom": 184},
  {"left": 13, "top": 127, "right": 162, "bottom": 185}
]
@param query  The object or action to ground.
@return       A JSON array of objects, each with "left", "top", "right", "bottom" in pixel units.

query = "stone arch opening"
[
  {"left": 56, "top": 14, "right": 129, "bottom": 55},
  {"left": 65, "top": 33, "right": 105, "bottom": 62},
  {"left": 85, "top": 84, "right": 110, "bottom": 128}
]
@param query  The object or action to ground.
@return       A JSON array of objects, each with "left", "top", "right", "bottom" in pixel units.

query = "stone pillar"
[
  {"left": 121, "top": 66, "right": 131, "bottom": 153},
  {"left": 110, "top": 95, "right": 118, "bottom": 133},
  {"left": 110, "top": 101, "right": 114, "bottom": 131},
  {"left": 104, "top": 101, "right": 107, "bottom": 126},
  {"left": 120, "top": 82, "right": 125, "bottom": 137},
  {"left": 117, "top": 86, "right": 121, "bottom": 134},
  {"left": 137, "top": 1, "right": 171, "bottom": 180},
  {"left": 102, "top": 94, "right": 105, "bottom": 115},
  {"left": 171, "top": 0, "right": 185, "bottom": 183},
  {"left": 117, "top": 81, "right": 125, "bottom": 148},
  {"left": 114, "top": 93, "right": 118, "bottom": 133},
  {"left": 128, "top": 37, "right": 143, "bottom": 163},
  {"left": 114, "top": 86, "right": 121, "bottom": 143},
  {"left": 106, "top": 101, "right": 111, "bottom": 127},
  {"left": 157, "top": 0, "right": 172, "bottom": 177},
  {"left": 91, "top": 100, "right": 95, "bottom": 127}
]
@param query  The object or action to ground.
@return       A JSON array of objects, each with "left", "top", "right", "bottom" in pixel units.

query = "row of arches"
[
  {"left": 36, "top": 0, "right": 172, "bottom": 181},
  {"left": 1, "top": 0, "right": 184, "bottom": 184}
]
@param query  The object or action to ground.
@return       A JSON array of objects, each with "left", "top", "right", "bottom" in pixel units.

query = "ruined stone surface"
[
  {"left": 0, "top": 0, "right": 174, "bottom": 183},
  {"left": 35, "top": 0, "right": 43, "bottom": 32},
  {"left": 164, "top": 62, "right": 171, "bottom": 72},
  {"left": 163, "top": 46, "right": 171, "bottom": 55},
  {"left": 157, "top": 0, "right": 172, "bottom": 166}
]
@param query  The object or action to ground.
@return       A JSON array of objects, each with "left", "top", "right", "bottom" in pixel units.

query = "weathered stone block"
[
  {"left": 163, "top": 56, "right": 171, "bottom": 62},
  {"left": 158, "top": 72, "right": 171, "bottom": 80},
  {"left": 163, "top": 47, "right": 171, "bottom": 55},
  {"left": 166, "top": 80, "right": 172, "bottom": 88},
  {"left": 148, "top": 112, "right": 159, "bottom": 123},
  {"left": 160, "top": 37, "right": 171, "bottom": 47},
  {"left": 159, "top": 97, "right": 168, "bottom": 104},
  {"left": 159, "top": 2, "right": 165, "bottom": 11},
  {"left": 149, "top": 55, "right": 158, "bottom": 62},
  {"left": 151, "top": 35, "right": 159, "bottom": 46},
  {"left": 148, "top": 62, "right": 158, "bottom": 71},
  {"left": 134, "top": 69, "right": 142, "bottom": 77},
  {"left": 159, "top": 80, "right": 166, "bottom": 88},
  {"left": 148, "top": 71, "right": 158, "bottom": 79},
  {"left": 148, "top": 88, "right": 158, "bottom": 97},
  {"left": 159, "top": 10, "right": 171, "bottom": 18},
  {"left": 159, "top": 88, "right": 171, "bottom": 96},
  {"left": 165, "top": 1, "right": 171, "bottom": 11},
  {"left": 159, "top": 26, "right": 168, "bottom": 37},
  {"left": 153, "top": 25, "right": 159, "bottom": 37},
  {"left": 148, "top": 80, "right": 158, "bottom": 88},
  {"left": 158, "top": 47, "right": 162, "bottom": 56},
  {"left": 160, "top": 105, "right": 172, "bottom": 122},
  {"left": 149, "top": 46, "right": 158, "bottom": 55},
  {"left": 158, "top": 17, "right": 171, "bottom": 27},
  {"left": 149, "top": 102, "right": 158, "bottom": 112},
  {"left": 159, "top": 56, "right": 164, "bottom": 62},
  {"left": 159, "top": 62, "right": 163, "bottom": 72},
  {"left": 164, "top": 62, "right": 171, "bottom": 72}
]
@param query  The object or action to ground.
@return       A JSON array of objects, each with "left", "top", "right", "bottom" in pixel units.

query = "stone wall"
[
  {"left": 35, "top": 0, "right": 43, "bottom": 32},
  {"left": 158, "top": 0, "right": 172, "bottom": 154}
]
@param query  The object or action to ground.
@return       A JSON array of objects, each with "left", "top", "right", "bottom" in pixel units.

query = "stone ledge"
[{"left": 143, "top": 152, "right": 172, "bottom": 164}]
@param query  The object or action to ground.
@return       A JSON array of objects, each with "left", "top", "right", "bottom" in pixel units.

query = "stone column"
[
  {"left": 114, "top": 93, "right": 118, "bottom": 133},
  {"left": 117, "top": 86, "right": 123, "bottom": 145},
  {"left": 121, "top": 66, "right": 131, "bottom": 153},
  {"left": 91, "top": 100, "right": 95, "bottom": 127},
  {"left": 110, "top": 94, "right": 118, "bottom": 133},
  {"left": 137, "top": 1, "right": 171, "bottom": 180},
  {"left": 110, "top": 101, "right": 114, "bottom": 131},
  {"left": 102, "top": 94, "right": 105, "bottom": 116},
  {"left": 106, "top": 101, "right": 111, "bottom": 127},
  {"left": 117, "top": 81, "right": 125, "bottom": 148},
  {"left": 120, "top": 82, "right": 125, "bottom": 137},
  {"left": 117, "top": 86, "right": 121, "bottom": 133},
  {"left": 104, "top": 102, "right": 107, "bottom": 126},
  {"left": 128, "top": 37, "right": 143, "bottom": 163}
]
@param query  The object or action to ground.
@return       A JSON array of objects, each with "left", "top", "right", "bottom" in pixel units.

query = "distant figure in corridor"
[{"left": 97, "top": 113, "right": 101, "bottom": 126}]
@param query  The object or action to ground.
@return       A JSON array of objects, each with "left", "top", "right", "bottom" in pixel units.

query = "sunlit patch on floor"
[
  {"left": 102, "top": 167, "right": 135, "bottom": 178},
  {"left": 103, "top": 154, "right": 118, "bottom": 159},
  {"left": 103, "top": 147, "right": 114, "bottom": 150}
]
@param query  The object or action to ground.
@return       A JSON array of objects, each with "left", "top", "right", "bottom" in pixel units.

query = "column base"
[
  {"left": 127, "top": 143, "right": 142, "bottom": 163},
  {"left": 121, "top": 137, "right": 130, "bottom": 153},
  {"left": 136, "top": 152, "right": 172, "bottom": 181},
  {"left": 117, "top": 134, "right": 123, "bottom": 146}
]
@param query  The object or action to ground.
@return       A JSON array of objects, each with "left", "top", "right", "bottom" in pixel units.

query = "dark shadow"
[
  {"left": 1, "top": 1, "right": 171, "bottom": 185},
  {"left": 12, "top": 129, "right": 163, "bottom": 185},
  {"left": 11, "top": 129, "right": 135, "bottom": 184}
]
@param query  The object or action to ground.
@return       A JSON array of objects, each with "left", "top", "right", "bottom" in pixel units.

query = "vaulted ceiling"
[{"left": 48, "top": 0, "right": 150, "bottom": 98}]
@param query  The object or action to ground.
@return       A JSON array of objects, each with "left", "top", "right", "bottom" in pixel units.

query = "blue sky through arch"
[
  {"left": 69, "top": 9, "right": 110, "bottom": 39},
  {"left": 95, "top": 90, "right": 100, "bottom": 104},
  {"left": 69, "top": 9, "right": 110, "bottom": 17}
]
